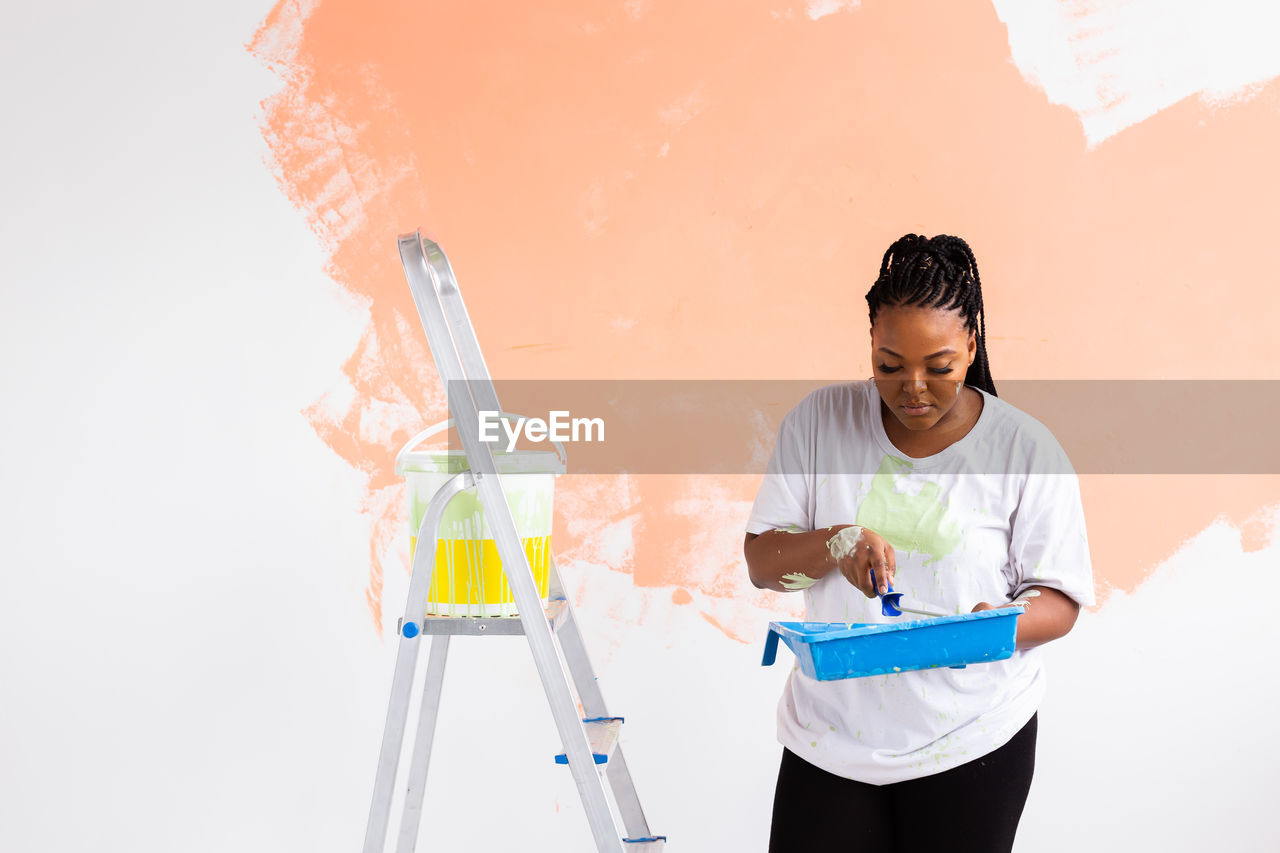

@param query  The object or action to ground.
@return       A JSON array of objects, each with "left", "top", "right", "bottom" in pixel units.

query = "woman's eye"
[{"left": 877, "top": 364, "right": 953, "bottom": 375}]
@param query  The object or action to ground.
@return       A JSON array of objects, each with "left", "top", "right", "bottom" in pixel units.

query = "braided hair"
[{"left": 865, "top": 233, "right": 997, "bottom": 397}]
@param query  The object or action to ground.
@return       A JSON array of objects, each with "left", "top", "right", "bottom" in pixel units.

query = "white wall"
[{"left": 1, "top": 2, "right": 1276, "bottom": 851}]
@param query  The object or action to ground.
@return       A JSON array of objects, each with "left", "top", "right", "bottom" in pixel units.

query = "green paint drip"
[
  {"left": 780, "top": 572, "right": 818, "bottom": 590},
  {"left": 855, "top": 456, "right": 963, "bottom": 565}
]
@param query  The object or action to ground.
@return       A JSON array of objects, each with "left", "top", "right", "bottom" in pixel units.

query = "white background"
[{"left": 2, "top": 2, "right": 1277, "bottom": 851}]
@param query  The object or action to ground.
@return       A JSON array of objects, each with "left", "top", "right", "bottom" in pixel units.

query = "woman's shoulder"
[
  {"left": 977, "top": 390, "right": 1075, "bottom": 474},
  {"left": 797, "top": 380, "right": 873, "bottom": 411},
  {"left": 784, "top": 381, "right": 870, "bottom": 424}
]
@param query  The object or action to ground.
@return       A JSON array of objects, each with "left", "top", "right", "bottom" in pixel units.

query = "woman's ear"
[{"left": 967, "top": 330, "right": 977, "bottom": 365}]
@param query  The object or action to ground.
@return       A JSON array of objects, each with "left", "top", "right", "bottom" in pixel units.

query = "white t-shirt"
[{"left": 747, "top": 380, "right": 1095, "bottom": 785}]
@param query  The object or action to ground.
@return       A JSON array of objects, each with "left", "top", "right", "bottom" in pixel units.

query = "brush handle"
[{"left": 870, "top": 569, "right": 903, "bottom": 617}]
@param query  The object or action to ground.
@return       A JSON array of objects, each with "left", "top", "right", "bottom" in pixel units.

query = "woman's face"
[{"left": 871, "top": 304, "right": 977, "bottom": 432}]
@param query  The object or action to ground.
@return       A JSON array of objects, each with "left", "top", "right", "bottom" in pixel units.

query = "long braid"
[{"left": 865, "top": 233, "right": 998, "bottom": 397}]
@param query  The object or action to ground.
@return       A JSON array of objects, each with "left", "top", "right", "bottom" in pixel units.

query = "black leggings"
[{"left": 768, "top": 713, "right": 1037, "bottom": 853}]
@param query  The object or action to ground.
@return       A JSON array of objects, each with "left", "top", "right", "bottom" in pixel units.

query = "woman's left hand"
[{"left": 970, "top": 586, "right": 1081, "bottom": 650}]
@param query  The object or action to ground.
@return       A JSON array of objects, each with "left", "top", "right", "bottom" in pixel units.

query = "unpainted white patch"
[
  {"left": 990, "top": 0, "right": 1280, "bottom": 147},
  {"left": 1021, "top": 515, "right": 1280, "bottom": 849}
]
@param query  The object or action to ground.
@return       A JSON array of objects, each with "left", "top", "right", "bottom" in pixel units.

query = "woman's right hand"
[{"left": 830, "top": 526, "right": 897, "bottom": 598}]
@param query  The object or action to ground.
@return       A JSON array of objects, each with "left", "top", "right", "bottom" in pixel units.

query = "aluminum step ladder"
[{"left": 361, "top": 231, "right": 665, "bottom": 853}]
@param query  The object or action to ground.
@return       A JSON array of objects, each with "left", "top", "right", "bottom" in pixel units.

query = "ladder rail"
[
  {"left": 397, "top": 233, "right": 625, "bottom": 853},
  {"left": 416, "top": 238, "right": 502, "bottom": 416},
  {"left": 551, "top": 556, "right": 655, "bottom": 841},
  {"left": 396, "top": 634, "right": 450, "bottom": 853},
  {"left": 363, "top": 471, "right": 474, "bottom": 853}
]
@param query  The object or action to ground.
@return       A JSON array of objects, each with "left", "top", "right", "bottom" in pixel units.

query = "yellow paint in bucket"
[
  {"left": 409, "top": 535, "right": 552, "bottom": 616},
  {"left": 397, "top": 420, "right": 565, "bottom": 617}
]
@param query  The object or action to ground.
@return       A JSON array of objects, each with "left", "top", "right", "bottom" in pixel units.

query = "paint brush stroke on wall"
[
  {"left": 805, "top": 1, "right": 862, "bottom": 22},
  {"left": 991, "top": 0, "right": 1280, "bottom": 147},
  {"left": 249, "top": 0, "right": 1280, "bottom": 638}
]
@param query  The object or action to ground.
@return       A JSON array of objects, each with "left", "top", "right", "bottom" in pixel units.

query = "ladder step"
[
  {"left": 544, "top": 597, "right": 570, "bottom": 632},
  {"left": 623, "top": 837, "right": 667, "bottom": 850},
  {"left": 554, "top": 717, "right": 624, "bottom": 765},
  {"left": 407, "top": 597, "right": 570, "bottom": 636}
]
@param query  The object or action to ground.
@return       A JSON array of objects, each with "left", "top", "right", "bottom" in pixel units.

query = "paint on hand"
[
  {"left": 780, "top": 572, "right": 819, "bottom": 590},
  {"left": 856, "top": 456, "right": 962, "bottom": 565},
  {"left": 826, "top": 525, "right": 864, "bottom": 561}
]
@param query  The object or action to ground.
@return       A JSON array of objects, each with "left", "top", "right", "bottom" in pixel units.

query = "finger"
[
  {"left": 858, "top": 561, "right": 876, "bottom": 599},
  {"left": 865, "top": 541, "right": 878, "bottom": 594},
  {"left": 866, "top": 542, "right": 891, "bottom": 594},
  {"left": 885, "top": 543, "right": 897, "bottom": 587}
]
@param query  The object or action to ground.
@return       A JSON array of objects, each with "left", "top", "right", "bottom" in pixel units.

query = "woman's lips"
[{"left": 901, "top": 402, "right": 932, "bottom": 416}]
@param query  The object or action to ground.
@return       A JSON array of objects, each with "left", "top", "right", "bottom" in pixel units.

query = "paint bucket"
[{"left": 396, "top": 419, "right": 565, "bottom": 617}]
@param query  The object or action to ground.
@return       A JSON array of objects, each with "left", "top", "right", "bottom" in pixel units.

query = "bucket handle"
[{"left": 396, "top": 413, "right": 568, "bottom": 472}]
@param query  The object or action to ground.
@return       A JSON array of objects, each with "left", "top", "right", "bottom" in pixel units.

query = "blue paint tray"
[{"left": 762, "top": 609, "right": 1020, "bottom": 681}]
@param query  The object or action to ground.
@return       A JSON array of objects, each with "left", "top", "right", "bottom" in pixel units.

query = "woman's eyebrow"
[{"left": 877, "top": 347, "right": 956, "bottom": 360}]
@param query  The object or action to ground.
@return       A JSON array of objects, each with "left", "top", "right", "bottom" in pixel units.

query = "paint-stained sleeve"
[
  {"left": 1007, "top": 430, "right": 1096, "bottom": 608},
  {"left": 745, "top": 400, "right": 812, "bottom": 535}
]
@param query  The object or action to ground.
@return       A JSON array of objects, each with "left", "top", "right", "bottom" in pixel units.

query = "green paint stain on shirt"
[
  {"left": 780, "top": 572, "right": 818, "bottom": 590},
  {"left": 855, "top": 455, "right": 963, "bottom": 566}
]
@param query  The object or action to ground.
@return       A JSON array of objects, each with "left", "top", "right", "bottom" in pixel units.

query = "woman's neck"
[{"left": 880, "top": 387, "right": 984, "bottom": 459}]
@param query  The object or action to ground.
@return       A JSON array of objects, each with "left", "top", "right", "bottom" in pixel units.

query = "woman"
[{"left": 744, "top": 233, "right": 1094, "bottom": 853}]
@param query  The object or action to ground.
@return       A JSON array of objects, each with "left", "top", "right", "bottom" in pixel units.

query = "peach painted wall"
[{"left": 251, "top": 0, "right": 1279, "bottom": 638}]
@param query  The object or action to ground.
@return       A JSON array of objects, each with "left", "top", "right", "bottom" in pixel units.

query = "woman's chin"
[{"left": 897, "top": 415, "right": 941, "bottom": 431}]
